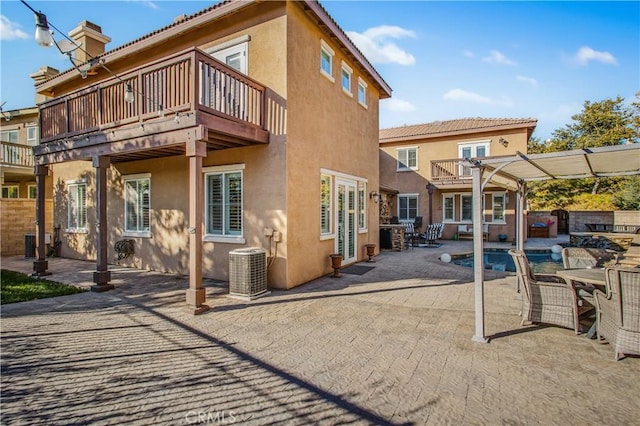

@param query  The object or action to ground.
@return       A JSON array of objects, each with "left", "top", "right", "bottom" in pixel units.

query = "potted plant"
[
  {"left": 365, "top": 244, "right": 376, "bottom": 262},
  {"left": 329, "top": 253, "right": 342, "bottom": 278}
]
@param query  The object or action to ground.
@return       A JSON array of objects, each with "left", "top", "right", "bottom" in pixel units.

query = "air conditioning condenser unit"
[{"left": 228, "top": 247, "right": 269, "bottom": 300}]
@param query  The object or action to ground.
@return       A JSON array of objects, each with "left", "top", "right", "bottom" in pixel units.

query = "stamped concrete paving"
[{"left": 2, "top": 244, "right": 639, "bottom": 425}]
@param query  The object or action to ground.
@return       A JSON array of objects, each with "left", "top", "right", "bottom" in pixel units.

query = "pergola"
[{"left": 468, "top": 143, "right": 640, "bottom": 343}]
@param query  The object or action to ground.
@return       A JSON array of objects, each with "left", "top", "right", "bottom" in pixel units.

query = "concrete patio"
[{"left": 1, "top": 239, "right": 639, "bottom": 425}]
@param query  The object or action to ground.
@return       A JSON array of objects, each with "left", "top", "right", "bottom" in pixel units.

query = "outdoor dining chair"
[
  {"left": 561, "top": 247, "right": 619, "bottom": 303},
  {"left": 593, "top": 267, "right": 640, "bottom": 360},
  {"left": 509, "top": 249, "right": 592, "bottom": 334}
]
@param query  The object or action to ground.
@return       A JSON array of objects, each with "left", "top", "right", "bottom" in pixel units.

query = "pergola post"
[
  {"left": 472, "top": 165, "right": 489, "bottom": 343},
  {"left": 515, "top": 181, "right": 526, "bottom": 292},
  {"left": 32, "top": 164, "right": 50, "bottom": 277},
  {"left": 186, "top": 140, "right": 209, "bottom": 315},
  {"left": 92, "top": 155, "right": 113, "bottom": 292}
]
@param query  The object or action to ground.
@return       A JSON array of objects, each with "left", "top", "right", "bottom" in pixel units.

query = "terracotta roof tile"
[{"left": 379, "top": 118, "right": 537, "bottom": 142}]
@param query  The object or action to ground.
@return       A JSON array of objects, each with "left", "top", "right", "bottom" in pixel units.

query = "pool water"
[{"left": 452, "top": 249, "right": 563, "bottom": 274}]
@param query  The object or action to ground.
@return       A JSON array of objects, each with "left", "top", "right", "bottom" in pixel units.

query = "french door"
[{"left": 336, "top": 179, "right": 357, "bottom": 265}]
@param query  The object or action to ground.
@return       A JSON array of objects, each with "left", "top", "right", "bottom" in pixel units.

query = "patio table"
[{"left": 556, "top": 268, "right": 606, "bottom": 338}]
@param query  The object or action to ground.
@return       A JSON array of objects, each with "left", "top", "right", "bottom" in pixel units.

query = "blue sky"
[{"left": 1, "top": 1, "right": 638, "bottom": 141}]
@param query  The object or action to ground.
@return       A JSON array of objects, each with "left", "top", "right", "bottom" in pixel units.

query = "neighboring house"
[
  {"left": 379, "top": 118, "right": 537, "bottom": 242},
  {"left": 0, "top": 106, "right": 54, "bottom": 256},
  {"left": 31, "top": 0, "right": 391, "bottom": 310}
]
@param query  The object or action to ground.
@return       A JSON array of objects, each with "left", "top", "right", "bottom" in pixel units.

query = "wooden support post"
[
  {"left": 32, "top": 164, "right": 51, "bottom": 277},
  {"left": 186, "top": 140, "right": 209, "bottom": 314},
  {"left": 91, "top": 155, "right": 113, "bottom": 292}
]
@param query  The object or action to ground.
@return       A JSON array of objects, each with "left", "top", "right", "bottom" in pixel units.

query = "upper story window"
[
  {"left": 341, "top": 61, "right": 352, "bottom": 96},
  {"left": 206, "top": 35, "right": 249, "bottom": 74},
  {"left": 357, "top": 78, "right": 368, "bottom": 108},
  {"left": 27, "top": 126, "right": 38, "bottom": 146},
  {"left": 205, "top": 164, "right": 244, "bottom": 243},
  {"left": 124, "top": 174, "right": 151, "bottom": 237},
  {"left": 67, "top": 181, "right": 87, "bottom": 232},
  {"left": 1, "top": 130, "right": 18, "bottom": 143},
  {"left": 459, "top": 141, "right": 490, "bottom": 176},
  {"left": 2, "top": 185, "right": 19, "bottom": 198},
  {"left": 397, "top": 147, "right": 418, "bottom": 171},
  {"left": 320, "top": 39, "right": 335, "bottom": 82}
]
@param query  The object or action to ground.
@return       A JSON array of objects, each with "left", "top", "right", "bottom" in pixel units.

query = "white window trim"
[
  {"left": 2, "top": 185, "right": 19, "bottom": 198},
  {"left": 458, "top": 140, "right": 491, "bottom": 158},
  {"left": 27, "top": 126, "right": 38, "bottom": 146},
  {"left": 320, "top": 39, "right": 335, "bottom": 83},
  {"left": 66, "top": 179, "right": 88, "bottom": 234},
  {"left": 492, "top": 192, "right": 507, "bottom": 224},
  {"left": 28, "top": 184, "right": 36, "bottom": 199},
  {"left": 443, "top": 194, "right": 455, "bottom": 222},
  {"left": 319, "top": 169, "right": 368, "bottom": 241},
  {"left": 341, "top": 61, "right": 353, "bottom": 97},
  {"left": 320, "top": 174, "right": 333, "bottom": 239},
  {"left": 358, "top": 181, "right": 367, "bottom": 233},
  {"left": 396, "top": 147, "right": 419, "bottom": 171},
  {"left": 1, "top": 129, "right": 18, "bottom": 143},
  {"left": 357, "top": 77, "right": 368, "bottom": 108},
  {"left": 460, "top": 194, "right": 473, "bottom": 223},
  {"left": 205, "top": 34, "right": 250, "bottom": 54},
  {"left": 123, "top": 173, "right": 152, "bottom": 238},
  {"left": 397, "top": 193, "right": 419, "bottom": 222},
  {"left": 203, "top": 164, "right": 246, "bottom": 245}
]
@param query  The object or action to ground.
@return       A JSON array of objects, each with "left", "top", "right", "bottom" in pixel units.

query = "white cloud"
[
  {"left": 482, "top": 50, "right": 517, "bottom": 66},
  {"left": 0, "top": 15, "right": 29, "bottom": 41},
  {"left": 516, "top": 75, "right": 538, "bottom": 87},
  {"left": 443, "top": 88, "right": 513, "bottom": 107},
  {"left": 573, "top": 46, "right": 617, "bottom": 65},
  {"left": 463, "top": 49, "right": 474, "bottom": 58},
  {"left": 382, "top": 98, "right": 417, "bottom": 113},
  {"left": 346, "top": 25, "right": 416, "bottom": 66},
  {"left": 127, "top": 0, "right": 159, "bottom": 9}
]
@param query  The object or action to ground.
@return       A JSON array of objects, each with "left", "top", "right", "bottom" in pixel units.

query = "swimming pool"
[{"left": 452, "top": 249, "right": 563, "bottom": 274}]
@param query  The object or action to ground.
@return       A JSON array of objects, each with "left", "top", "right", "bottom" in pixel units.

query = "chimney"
[
  {"left": 30, "top": 66, "right": 60, "bottom": 104},
  {"left": 68, "top": 20, "right": 111, "bottom": 64}
]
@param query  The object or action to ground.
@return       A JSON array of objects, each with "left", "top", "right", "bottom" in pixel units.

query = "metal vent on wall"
[{"left": 229, "top": 247, "right": 268, "bottom": 300}]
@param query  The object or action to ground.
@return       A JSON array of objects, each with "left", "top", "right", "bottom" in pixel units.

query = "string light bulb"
[
  {"left": 34, "top": 11, "right": 54, "bottom": 47},
  {"left": 124, "top": 83, "right": 135, "bottom": 104}
]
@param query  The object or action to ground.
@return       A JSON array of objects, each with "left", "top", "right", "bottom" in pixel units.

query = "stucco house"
[
  {"left": 379, "top": 118, "right": 537, "bottom": 242},
  {"left": 31, "top": 0, "right": 391, "bottom": 312}
]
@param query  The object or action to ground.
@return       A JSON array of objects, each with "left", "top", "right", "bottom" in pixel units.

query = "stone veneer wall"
[
  {"left": 568, "top": 211, "right": 614, "bottom": 233},
  {"left": 0, "top": 199, "right": 53, "bottom": 256}
]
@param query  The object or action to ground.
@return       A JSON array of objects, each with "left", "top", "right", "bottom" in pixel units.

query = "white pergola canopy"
[{"left": 470, "top": 143, "right": 640, "bottom": 343}]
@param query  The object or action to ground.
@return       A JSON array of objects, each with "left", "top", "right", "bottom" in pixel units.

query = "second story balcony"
[
  {"left": 1, "top": 142, "right": 34, "bottom": 172},
  {"left": 37, "top": 47, "right": 286, "bottom": 163},
  {"left": 431, "top": 158, "right": 474, "bottom": 184}
]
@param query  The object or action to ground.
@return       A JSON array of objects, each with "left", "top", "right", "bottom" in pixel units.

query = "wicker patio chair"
[
  {"left": 593, "top": 267, "right": 640, "bottom": 360},
  {"left": 509, "top": 249, "right": 591, "bottom": 334}
]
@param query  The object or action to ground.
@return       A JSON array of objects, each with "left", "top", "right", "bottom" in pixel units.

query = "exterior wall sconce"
[
  {"left": 499, "top": 137, "right": 509, "bottom": 148},
  {"left": 369, "top": 191, "right": 380, "bottom": 203}
]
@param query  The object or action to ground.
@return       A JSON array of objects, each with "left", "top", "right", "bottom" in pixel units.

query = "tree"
[
  {"left": 612, "top": 176, "right": 640, "bottom": 210},
  {"left": 528, "top": 95, "right": 639, "bottom": 210}
]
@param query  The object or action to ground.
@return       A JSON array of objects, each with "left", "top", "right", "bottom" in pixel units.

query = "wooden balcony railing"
[
  {"left": 39, "top": 47, "right": 276, "bottom": 144},
  {"left": 431, "top": 158, "right": 473, "bottom": 182},
  {"left": 1, "top": 142, "right": 34, "bottom": 168}
]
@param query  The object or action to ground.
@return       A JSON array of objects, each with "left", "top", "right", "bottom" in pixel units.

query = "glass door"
[{"left": 336, "top": 179, "right": 357, "bottom": 264}]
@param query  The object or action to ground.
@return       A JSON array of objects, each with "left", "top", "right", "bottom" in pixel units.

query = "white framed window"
[
  {"left": 398, "top": 194, "right": 418, "bottom": 221},
  {"left": 397, "top": 147, "right": 418, "bottom": 171},
  {"left": 320, "top": 39, "right": 335, "bottom": 82},
  {"left": 358, "top": 181, "right": 366, "bottom": 231},
  {"left": 28, "top": 185, "right": 36, "bottom": 199},
  {"left": 357, "top": 78, "right": 367, "bottom": 108},
  {"left": 320, "top": 174, "right": 332, "bottom": 236},
  {"left": 459, "top": 141, "right": 490, "bottom": 176},
  {"left": 443, "top": 195, "right": 454, "bottom": 222},
  {"left": 1, "top": 130, "right": 18, "bottom": 143},
  {"left": 207, "top": 37, "right": 248, "bottom": 74},
  {"left": 341, "top": 61, "right": 352, "bottom": 96},
  {"left": 460, "top": 194, "right": 473, "bottom": 222},
  {"left": 204, "top": 164, "right": 244, "bottom": 243},
  {"left": 492, "top": 192, "right": 506, "bottom": 223},
  {"left": 2, "top": 185, "right": 19, "bottom": 198},
  {"left": 27, "top": 126, "right": 38, "bottom": 146},
  {"left": 67, "top": 181, "right": 87, "bottom": 232},
  {"left": 124, "top": 174, "right": 151, "bottom": 237}
]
